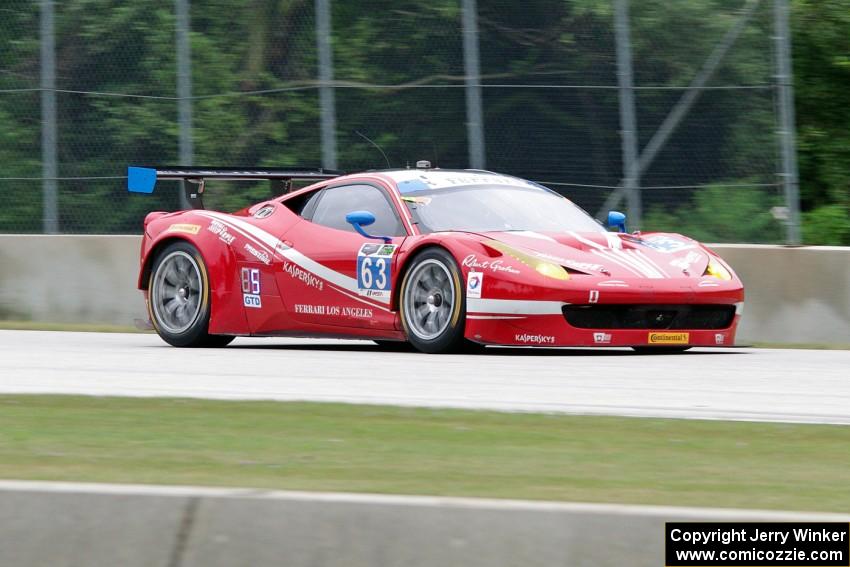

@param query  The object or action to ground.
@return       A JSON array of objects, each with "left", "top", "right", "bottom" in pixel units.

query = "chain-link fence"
[{"left": 0, "top": 0, "right": 798, "bottom": 242}]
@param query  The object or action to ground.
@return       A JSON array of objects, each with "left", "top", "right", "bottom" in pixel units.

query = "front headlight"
[
  {"left": 703, "top": 257, "right": 732, "bottom": 280},
  {"left": 485, "top": 239, "right": 570, "bottom": 281},
  {"left": 535, "top": 261, "right": 569, "bottom": 281}
]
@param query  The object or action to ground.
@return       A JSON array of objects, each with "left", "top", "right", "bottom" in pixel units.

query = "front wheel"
[
  {"left": 148, "top": 241, "right": 234, "bottom": 348},
  {"left": 399, "top": 248, "right": 466, "bottom": 354}
]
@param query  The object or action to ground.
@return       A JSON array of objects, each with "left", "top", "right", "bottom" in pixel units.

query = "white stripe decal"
[
  {"left": 592, "top": 249, "right": 645, "bottom": 278},
  {"left": 195, "top": 211, "right": 275, "bottom": 253},
  {"left": 598, "top": 280, "right": 629, "bottom": 287},
  {"left": 510, "top": 231, "right": 557, "bottom": 242},
  {"left": 570, "top": 231, "right": 605, "bottom": 251},
  {"left": 572, "top": 232, "right": 647, "bottom": 276},
  {"left": 634, "top": 250, "right": 670, "bottom": 278},
  {"left": 467, "top": 298, "right": 565, "bottom": 315},
  {"left": 326, "top": 282, "right": 394, "bottom": 313},
  {"left": 195, "top": 211, "right": 391, "bottom": 305},
  {"left": 624, "top": 253, "right": 662, "bottom": 278},
  {"left": 196, "top": 211, "right": 282, "bottom": 252},
  {"left": 631, "top": 250, "right": 668, "bottom": 278},
  {"left": 280, "top": 246, "right": 372, "bottom": 300},
  {"left": 571, "top": 231, "right": 663, "bottom": 278},
  {"left": 603, "top": 232, "right": 623, "bottom": 249},
  {"left": 623, "top": 250, "right": 664, "bottom": 278},
  {"left": 467, "top": 315, "right": 527, "bottom": 320},
  {"left": 605, "top": 248, "right": 657, "bottom": 278}
]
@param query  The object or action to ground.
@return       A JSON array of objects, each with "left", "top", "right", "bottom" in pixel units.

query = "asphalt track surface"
[{"left": 2, "top": 330, "right": 849, "bottom": 425}]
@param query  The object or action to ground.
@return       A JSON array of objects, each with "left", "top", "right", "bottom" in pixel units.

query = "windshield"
[{"left": 402, "top": 184, "right": 606, "bottom": 234}]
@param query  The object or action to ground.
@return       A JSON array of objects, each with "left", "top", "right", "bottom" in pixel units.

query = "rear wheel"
[
  {"left": 399, "top": 248, "right": 466, "bottom": 354},
  {"left": 631, "top": 346, "right": 691, "bottom": 354},
  {"left": 148, "top": 241, "right": 234, "bottom": 348}
]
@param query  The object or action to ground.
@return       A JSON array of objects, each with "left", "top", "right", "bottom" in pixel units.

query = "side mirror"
[
  {"left": 345, "top": 210, "right": 392, "bottom": 243},
  {"left": 607, "top": 211, "right": 627, "bottom": 233}
]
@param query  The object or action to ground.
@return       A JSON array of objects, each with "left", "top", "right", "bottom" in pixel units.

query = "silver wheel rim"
[
  {"left": 151, "top": 251, "right": 203, "bottom": 334},
  {"left": 403, "top": 259, "right": 455, "bottom": 340}
]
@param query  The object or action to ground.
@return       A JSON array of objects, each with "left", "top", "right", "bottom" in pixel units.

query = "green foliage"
[
  {"left": 802, "top": 204, "right": 850, "bottom": 245},
  {"left": 642, "top": 184, "right": 783, "bottom": 243},
  {"left": 792, "top": 0, "right": 850, "bottom": 208},
  {"left": 0, "top": 0, "right": 848, "bottom": 239}
]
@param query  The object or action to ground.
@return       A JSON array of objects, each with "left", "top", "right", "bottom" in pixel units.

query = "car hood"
[{"left": 477, "top": 230, "right": 711, "bottom": 280}]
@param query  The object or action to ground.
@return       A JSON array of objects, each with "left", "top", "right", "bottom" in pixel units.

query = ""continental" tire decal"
[{"left": 647, "top": 332, "right": 689, "bottom": 344}]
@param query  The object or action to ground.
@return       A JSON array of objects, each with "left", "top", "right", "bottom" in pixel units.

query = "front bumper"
[{"left": 465, "top": 305, "right": 742, "bottom": 347}]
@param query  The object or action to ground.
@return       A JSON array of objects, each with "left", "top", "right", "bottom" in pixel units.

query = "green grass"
[{"left": 0, "top": 396, "right": 848, "bottom": 512}]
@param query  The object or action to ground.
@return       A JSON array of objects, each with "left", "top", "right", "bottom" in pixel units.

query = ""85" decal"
[{"left": 241, "top": 267, "right": 262, "bottom": 308}]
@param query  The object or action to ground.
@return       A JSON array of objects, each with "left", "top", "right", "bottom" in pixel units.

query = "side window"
[
  {"left": 282, "top": 187, "right": 324, "bottom": 217},
  {"left": 300, "top": 189, "right": 324, "bottom": 219},
  {"left": 310, "top": 184, "right": 405, "bottom": 236}
]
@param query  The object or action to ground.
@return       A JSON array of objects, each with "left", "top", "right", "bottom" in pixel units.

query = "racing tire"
[
  {"left": 631, "top": 346, "right": 691, "bottom": 354},
  {"left": 399, "top": 247, "right": 467, "bottom": 354},
  {"left": 148, "top": 241, "right": 234, "bottom": 348}
]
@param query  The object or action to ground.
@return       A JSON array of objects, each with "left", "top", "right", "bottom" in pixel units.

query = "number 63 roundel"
[{"left": 356, "top": 243, "right": 397, "bottom": 299}]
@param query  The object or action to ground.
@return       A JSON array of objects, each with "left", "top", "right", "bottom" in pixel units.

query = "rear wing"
[{"left": 127, "top": 166, "right": 342, "bottom": 209}]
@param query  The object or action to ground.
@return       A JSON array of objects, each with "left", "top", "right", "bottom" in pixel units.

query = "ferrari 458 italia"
[{"left": 128, "top": 164, "right": 743, "bottom": 353}]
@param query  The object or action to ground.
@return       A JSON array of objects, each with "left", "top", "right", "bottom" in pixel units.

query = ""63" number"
[{"left": 358, "top": 256, "right": 389, "bottom": 291}]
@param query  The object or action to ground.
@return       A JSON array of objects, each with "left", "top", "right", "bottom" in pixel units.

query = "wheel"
[
  {"left": 399, "top": 247, "right": 467, "bottom": 354},
  {"left": 148, "top": 241, "right": 234, "bottom": 348},
  {"left": 631, "top": 346, "right": 691, "bottom": 354}
]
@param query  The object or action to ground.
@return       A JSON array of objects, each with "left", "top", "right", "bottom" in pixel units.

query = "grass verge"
[{"left": 0, "top": 395, "right": 847, "bottom": 512}]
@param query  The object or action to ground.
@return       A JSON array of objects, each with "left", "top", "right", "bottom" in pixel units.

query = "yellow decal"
[
  {"left": 450, "top": 269, "right": 462, "bottom": 326},
  {"left": 400, "top": 196, "right": 432, "bottom": 205},
  {"left": 486, "top": 240, "right": 569, "bottom": 281},
  {"left": 648, "top": 332, "right": 689, "bottom": 345},
  {"left": 166, "top": 223, "right": 201, "bottom": 235}
]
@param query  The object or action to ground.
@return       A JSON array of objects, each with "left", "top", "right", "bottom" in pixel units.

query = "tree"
[{"left": 792, "top": 0, "right": 850, "bottom": 244}]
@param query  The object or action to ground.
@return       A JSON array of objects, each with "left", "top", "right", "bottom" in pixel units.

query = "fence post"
[
  {"left": 462, "top": 0, "right": 485, "bottom": 170},
  {"left": 773, "top": 0, "right": 801, "bottom": 244},
  {"left": 316, "top": 0, "right": 338, "bottom": 170},
  {"left": 40, "top": 0, "right": 58, "bottom": 234},
  {"left": 176, "top": 0, "right": 192, "bottom": 209},
  {"left": 614, "top": 0, "right": 640, "bottom": 228}
]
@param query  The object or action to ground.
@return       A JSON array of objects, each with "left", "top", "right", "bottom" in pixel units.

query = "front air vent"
[{"left": 562, "top": 304, "right": 736, "bottom": 330}]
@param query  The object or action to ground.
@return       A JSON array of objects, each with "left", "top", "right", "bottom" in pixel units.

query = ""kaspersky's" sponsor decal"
[
  {"left": 515, "top": 333, "right": 555, "bottom": 345},
  {"left": 283, "top": 261, "right": 324, "bottom": 291},
  {"left": 648, "top": 332, "right": 689, "bottom": 345}
]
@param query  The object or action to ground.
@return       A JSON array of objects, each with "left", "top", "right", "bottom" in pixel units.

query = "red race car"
[{"left": 128, "top": 164, "right": 743, "bottom": 353}]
